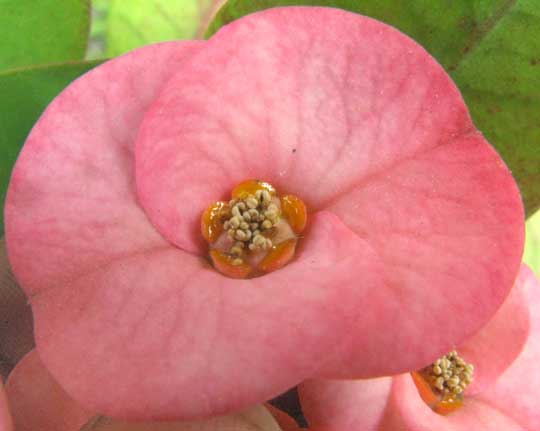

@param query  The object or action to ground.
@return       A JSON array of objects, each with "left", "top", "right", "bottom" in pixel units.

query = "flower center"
[
  {"left": 201, "top": 179, "right": 307, "bottom": 279},
  {"left": 411, "top": 350, "right": 474, "bottom": 415}
]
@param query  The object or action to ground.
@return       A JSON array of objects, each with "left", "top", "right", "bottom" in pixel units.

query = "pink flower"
[
  {"left": 5, "top": 6, "right": 523, "bottom": 421},
  {"left": 300, "top": 264, "right": 539, "bottom": 430}
]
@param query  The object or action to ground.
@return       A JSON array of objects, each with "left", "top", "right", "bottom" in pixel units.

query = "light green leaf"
[
  {"left": 0, "top": 60, "right": 102, "bottom": 234},
  {"left": 86, "top": 0, "right": 109, "bottom": 59},
  {"left": 106, "top": 0, "right": 224, "bottom": 56},
  {"left": 207, "top": 0, "right": 540, "bottom": 217},
  {"left": 524, "top": 210, "right": 540, "bottom": 275},
  {"left": 0, "top": 0, "right": 91, "bottom": 71}
]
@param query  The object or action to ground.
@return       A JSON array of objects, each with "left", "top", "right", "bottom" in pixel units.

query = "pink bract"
[
  {"left": 5, "top": 6, "right": 523, "bottom": 420},
  {"left": 5, "top": 350, "right": 94, "bottom": 431},
  {"left": 3, "top": 351, "right": 283, "bottom": 431},
  {"left": 300, "top": 264, "right": 539, "bottom": 430}
]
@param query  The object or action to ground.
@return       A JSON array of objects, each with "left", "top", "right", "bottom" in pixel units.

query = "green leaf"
[
  {"left": 524, "top": 210, "right": 540, "bottom": 275},
  {"left": 0, "top": 0, "right": 91, "bottom": 71},
  {"left": 0, "top": 60, "right": 102, "bottom": 235},
  {"left": 106, "top": 0, "right": 223, "bottom": 56},
  {"left": 207, "top": 0, "right": 540, "bottom": 216}
]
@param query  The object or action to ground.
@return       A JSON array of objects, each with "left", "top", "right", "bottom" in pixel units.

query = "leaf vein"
[{"left": 449, "top": 0, "right": 518, "bottom": 72}]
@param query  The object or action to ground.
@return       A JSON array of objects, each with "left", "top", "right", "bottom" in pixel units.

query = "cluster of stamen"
[
  {"left": 201, "top": 179, "right": 307, "bottom": 278},
  {"left": 412, "top": 350, "right": 474, "bottom": 416},
  {"left": 224, "top": 190, "right": 280, "bottom": 261},
  {"left": 424, "top": 350, "right": 474, "bottom": 396}
]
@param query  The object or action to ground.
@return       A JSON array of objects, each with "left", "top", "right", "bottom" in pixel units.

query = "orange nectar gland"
[
  {"left": 411, "top": 351, "right": 474, "bottom": 416},
  {"left": 201, "top": 179, "right": 307, "bottom": 279}
]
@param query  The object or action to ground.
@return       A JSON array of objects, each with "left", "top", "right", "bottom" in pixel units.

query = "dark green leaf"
[
  {"left": 207, "top": 0, "right": 540, "bottom": 216},
  {"left": 0, "top": 0, "right": 91, "bottom": 71},
  {"left": 0, "top": 60, "right": 102, "bottom": 234}
]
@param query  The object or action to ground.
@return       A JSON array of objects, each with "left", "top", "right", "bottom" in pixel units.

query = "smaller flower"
[
  {"left": 4, "top": 350, "right": 284, "bottom": 431},
  {"left": 6, "top": 351, "right": 94, "bottom": 431},
  {"left": 299, "top": 264, "right": 540, "bottom": 431}
]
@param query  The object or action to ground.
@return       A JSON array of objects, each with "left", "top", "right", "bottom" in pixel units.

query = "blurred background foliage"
[{"left": 87, "top": 0, "right": 224, "bottom": 58}]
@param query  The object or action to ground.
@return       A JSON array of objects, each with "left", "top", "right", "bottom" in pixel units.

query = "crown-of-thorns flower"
[
  {"left": 300, "top": 264, "right": 539, "bottom": 430},
  {"left": 5, "top": 6, "right": 523, "bottom": 421}
]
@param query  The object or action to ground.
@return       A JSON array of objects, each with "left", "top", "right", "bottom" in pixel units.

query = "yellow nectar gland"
[
  {"left": 201, "top": 179, "right": 307, "bottom": 279},
  {"left": 412, "top": 350, "right": 474, "bottom": 415}
]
